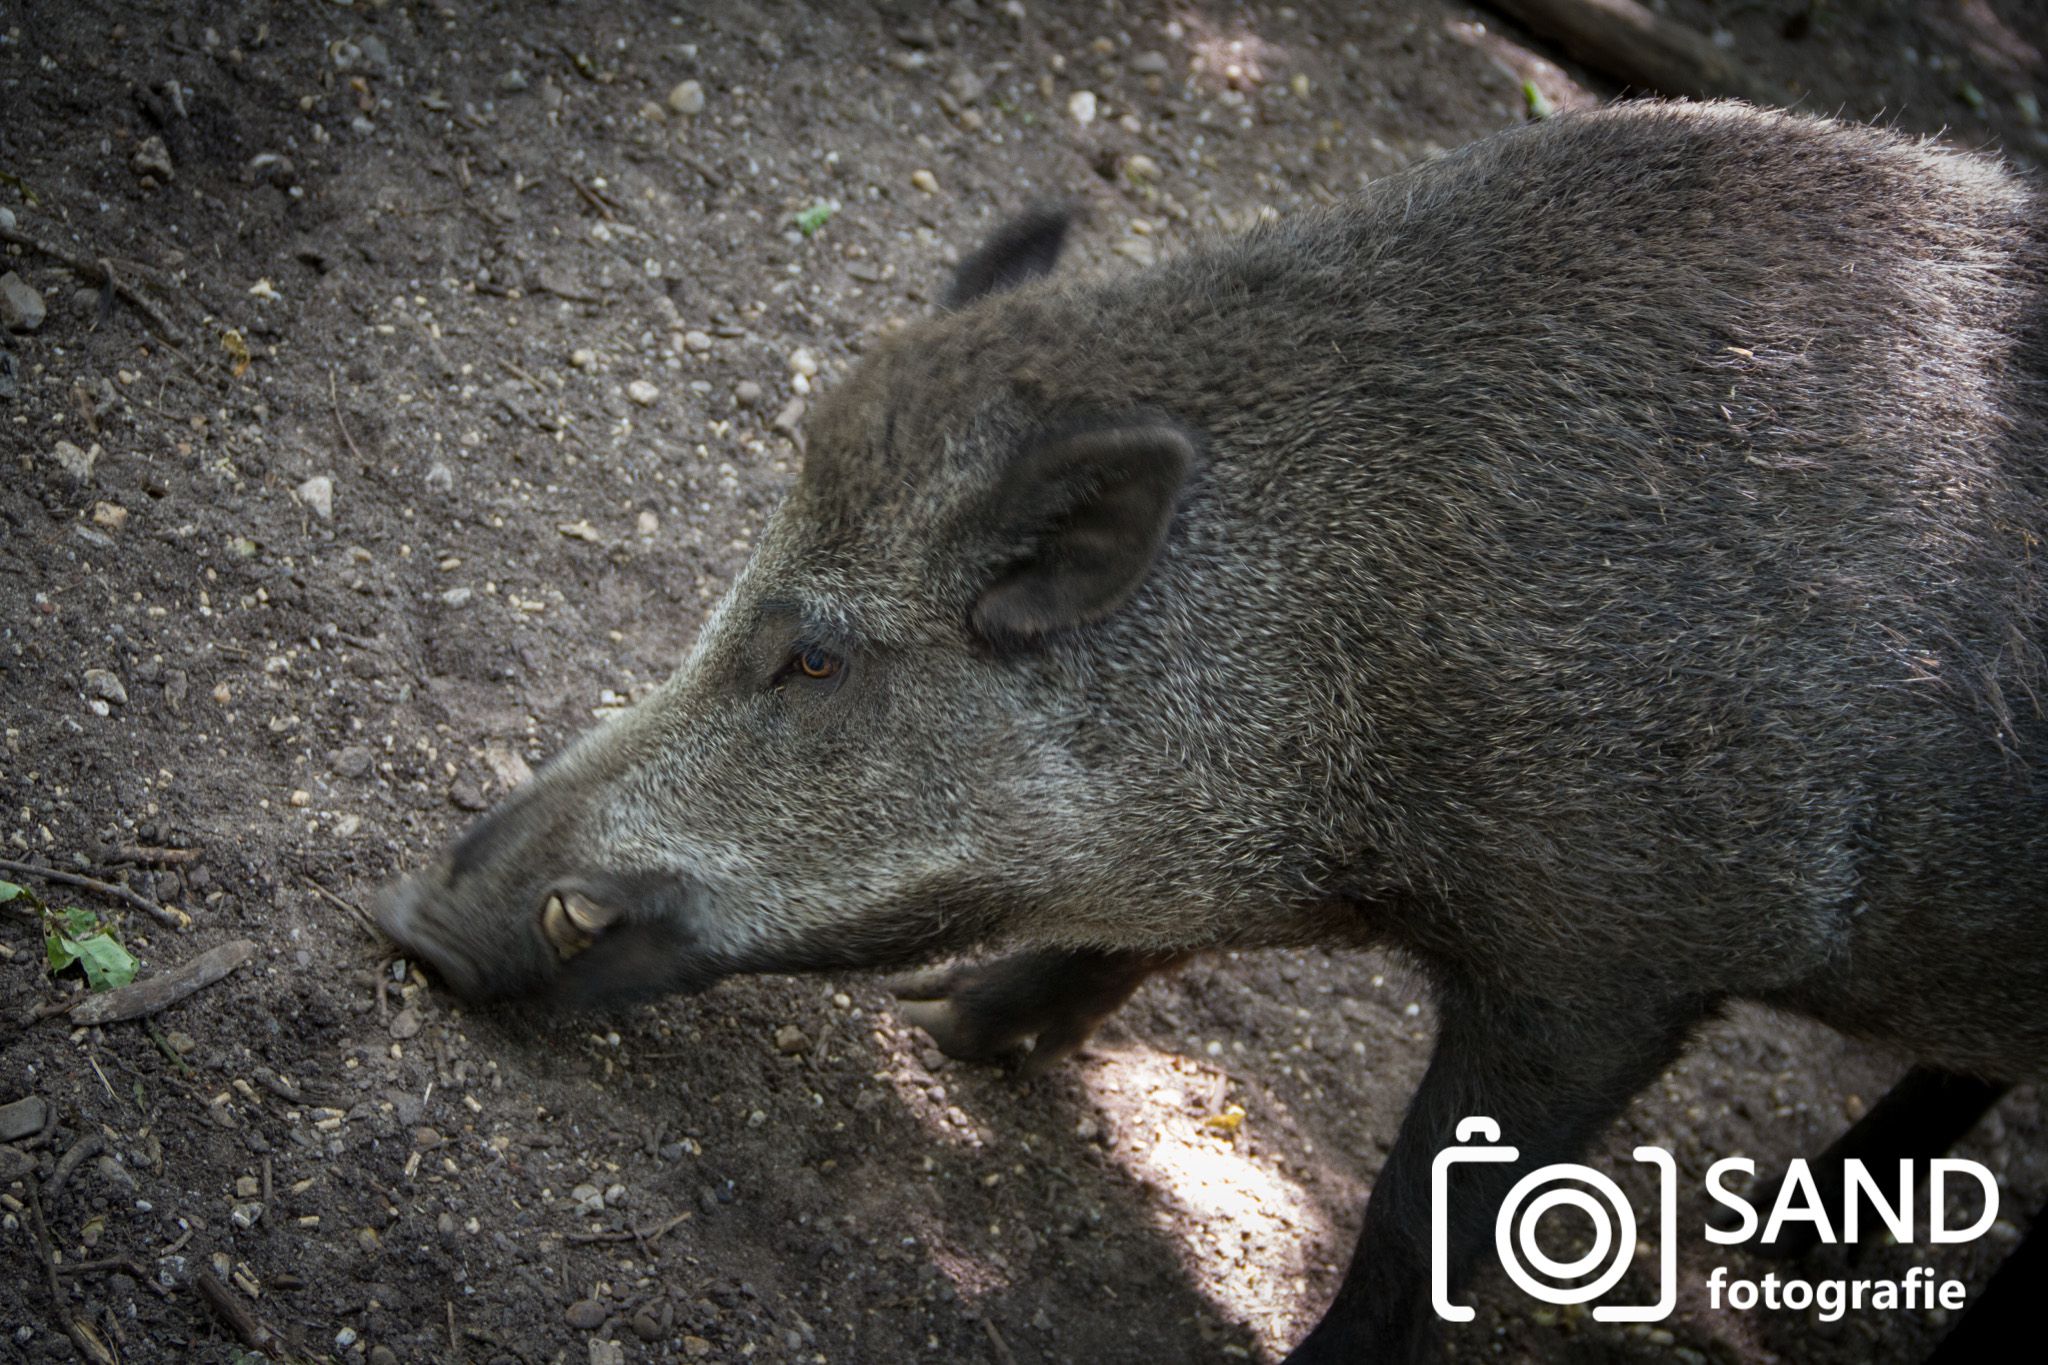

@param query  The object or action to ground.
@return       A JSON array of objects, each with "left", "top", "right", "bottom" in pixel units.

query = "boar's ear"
[
  {"left": 945, "top": 206, "right": 1072, "bottom": 308},
  {"left": 972, "top": 423, "right": 1200, "bottom": 648}
]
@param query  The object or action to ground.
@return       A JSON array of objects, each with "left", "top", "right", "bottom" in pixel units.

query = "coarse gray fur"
[{"left": 378, "top": 101, "right": 2048, "bottom": 1360}]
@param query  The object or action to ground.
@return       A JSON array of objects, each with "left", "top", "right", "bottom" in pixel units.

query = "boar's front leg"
[
  {"left": 1287, "top": 979, "right": 1705, "bottom": 1364},
  {"left": 892, "top": 948, "right": 1188, "bottom": 1078}
]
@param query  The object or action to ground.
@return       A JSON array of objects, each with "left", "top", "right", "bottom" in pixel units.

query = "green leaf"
[
  {"left": 0, "top": 880, "right": 23, "bottom": 902},
  {"left": 47, "top": 929, "right": 81, "bottom": 974},
  {"left": 794, "top": 202, "right": 835, "bottom": 236},
  {"left": 42, "top": 906, "right": 139, "bottom": 991},
  {"left": 73, "top": 932, "right": 139, "bottom": 991}
]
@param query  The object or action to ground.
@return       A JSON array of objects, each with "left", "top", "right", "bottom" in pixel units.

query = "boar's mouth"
[{"left": 374, "top": 869, "right": 731, "bottom": 1009}]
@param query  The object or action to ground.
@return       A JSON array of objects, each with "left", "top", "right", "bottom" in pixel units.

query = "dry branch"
[
  {"left": 66, "top": 939, "right": 256, "bottom": 1026},
  {"left": 193, "top": 1270, "right": 287, "bottom": 1355},
  {"left": 1488, "top": 0, "right": 1785, "bottom": 105}
]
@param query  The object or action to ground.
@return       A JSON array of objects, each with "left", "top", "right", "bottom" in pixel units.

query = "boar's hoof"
[{"left": 890, "top": 948, "right": 1186, "bottom": 1079}]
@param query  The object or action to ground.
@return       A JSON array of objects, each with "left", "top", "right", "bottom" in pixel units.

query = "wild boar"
[{"left": 377, "top": 101, "right": 2048, "bottom": 1360}]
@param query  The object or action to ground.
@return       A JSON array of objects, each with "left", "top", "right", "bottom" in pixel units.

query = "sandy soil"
[{"left": 2, "top": 1, "right": 2044, "bottom": 1362}]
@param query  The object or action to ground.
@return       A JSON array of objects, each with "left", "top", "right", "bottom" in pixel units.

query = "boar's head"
[{"left": 376, "top": 210, "right": 1226, "bottom": 1006}]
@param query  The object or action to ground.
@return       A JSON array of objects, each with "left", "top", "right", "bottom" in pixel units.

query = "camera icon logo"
[{"left": 1432, "top": 1116, "right": 1677, "bottom": 1323}]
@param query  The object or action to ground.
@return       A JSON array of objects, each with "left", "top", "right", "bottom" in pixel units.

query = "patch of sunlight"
[{"left": 1081, "top": 1043, "right": 1340, "bottom": 1355}]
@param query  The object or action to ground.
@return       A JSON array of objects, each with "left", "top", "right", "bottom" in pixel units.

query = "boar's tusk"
[
  {"left": 540, "top": 893, "right": 596, "bottom": 959},
  {"left": 562, "top": 891, "right": 617, "bottom": 934}
]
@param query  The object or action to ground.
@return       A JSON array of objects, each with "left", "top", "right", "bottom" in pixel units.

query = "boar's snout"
[
  {"left": 374, "top": 856, "right": 725, "bottom": 1009},
  {"left": 374, "top": 867, "right": 514, "bottom": 1002}
]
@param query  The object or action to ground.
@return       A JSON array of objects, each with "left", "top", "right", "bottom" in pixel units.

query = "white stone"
[
  {"left": 667, "top": 80, "right": 705, "bottom": 115},
  {"left": 296, "top": 475, "right": 334, "bottom": 520}
]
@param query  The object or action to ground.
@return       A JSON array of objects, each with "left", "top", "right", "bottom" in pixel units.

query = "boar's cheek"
[{"left": 547, "top": 914, "right": 724, "bottom": 1008}]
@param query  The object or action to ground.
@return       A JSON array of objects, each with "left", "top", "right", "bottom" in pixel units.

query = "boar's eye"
[{"left": 771, "top": 644, "right": 846, "bottom": 692}]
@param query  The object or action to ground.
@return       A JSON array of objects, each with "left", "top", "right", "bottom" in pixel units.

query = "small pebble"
[
  {"left": 667, "top": 80, "right": 705, "bottom": 115},
  {"left": 92, "top": 501, "right": 129, "bottom": 529},
  {"left": 627, "top": 379, "right": 659, "bottom": 406},
  {"left": 947, "top": 68, "right": 985, "bottom": 104},
  {"left": 296, "top": 475, "right": 334, "bottom": 520},
  {"left": 83, "top": 669, "right": 128, "bottom": 705},
  {"left": 0, "top": 1095, "right": 50, "bottom": 1141},
  {"left": 389, "top": 1007, "right": 422, "bottom": 1040},
  {"left": 0, "top": 272, "right": 45, "bottom": 332},
  {"left": 734, "top": 379, "right": 763, "bottom": 407},
  {"left": 130, "top": 135, "right": 175, "bottom": 180},
  {"left": 565, "top": 1298, "right": 608, "bottom": 1330},
  {"left": 788, "top": 347, "right": 819, "bottom": 378},
  {"left": 1068, "top": 90, "right": 1098, "bottom": 125},
  {"left": 774, "top": 1024, "right": 809, "bottom": 1053},
  {"left": 910, "top": 168, "right": 940, "bottom": 194}
]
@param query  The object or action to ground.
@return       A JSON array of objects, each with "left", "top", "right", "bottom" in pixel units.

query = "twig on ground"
[
  {"left": 193, "top": 1269, "right": 286, "bottom": 1355},
  {"left": 56, "top": 1257, "right": 170, "bottom": 1297},
  {"left": 44, "top": 1134, "right": 105, "bottom": 1205},
  {"left": 330, "top": 370, "right": 367, "bottom": 465},
  {"left": 27, "top": 1186, "right": 117, "bottom": 1364},
  {"left": 564, "top": 1209, "right": 693, "bottom": 1247},
  {"left": 303, "top": 877, "right": 380, "bottom": 938},
  {"left": 565, "top": 174, "right": 617, "bottom": 221},
  {"left": 0, "top": 856, "right": 186, "bottom": 929},
  {"left": 984, "top": 1318, "right": 1020, "bottom": 1365},
  {"left": 0, "top": 222, "right": 187, "bottom": 344}
]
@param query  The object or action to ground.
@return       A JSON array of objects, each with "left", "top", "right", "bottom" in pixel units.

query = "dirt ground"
[{"left": 2, "top": 1, "right": 2045, "bottom": 1362}]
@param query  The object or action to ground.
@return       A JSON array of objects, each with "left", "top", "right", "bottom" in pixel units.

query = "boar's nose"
[{"left": 373, "top": 872, "right": 488, "bottom": 1000}]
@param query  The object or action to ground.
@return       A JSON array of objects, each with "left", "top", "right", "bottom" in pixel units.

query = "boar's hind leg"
[
  {"left": 892, "top": 948, "right": 1188, "bottom": 1078},
  {"left": 1286, "top": 981, "right": 1705, "bottom": 1364}
]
